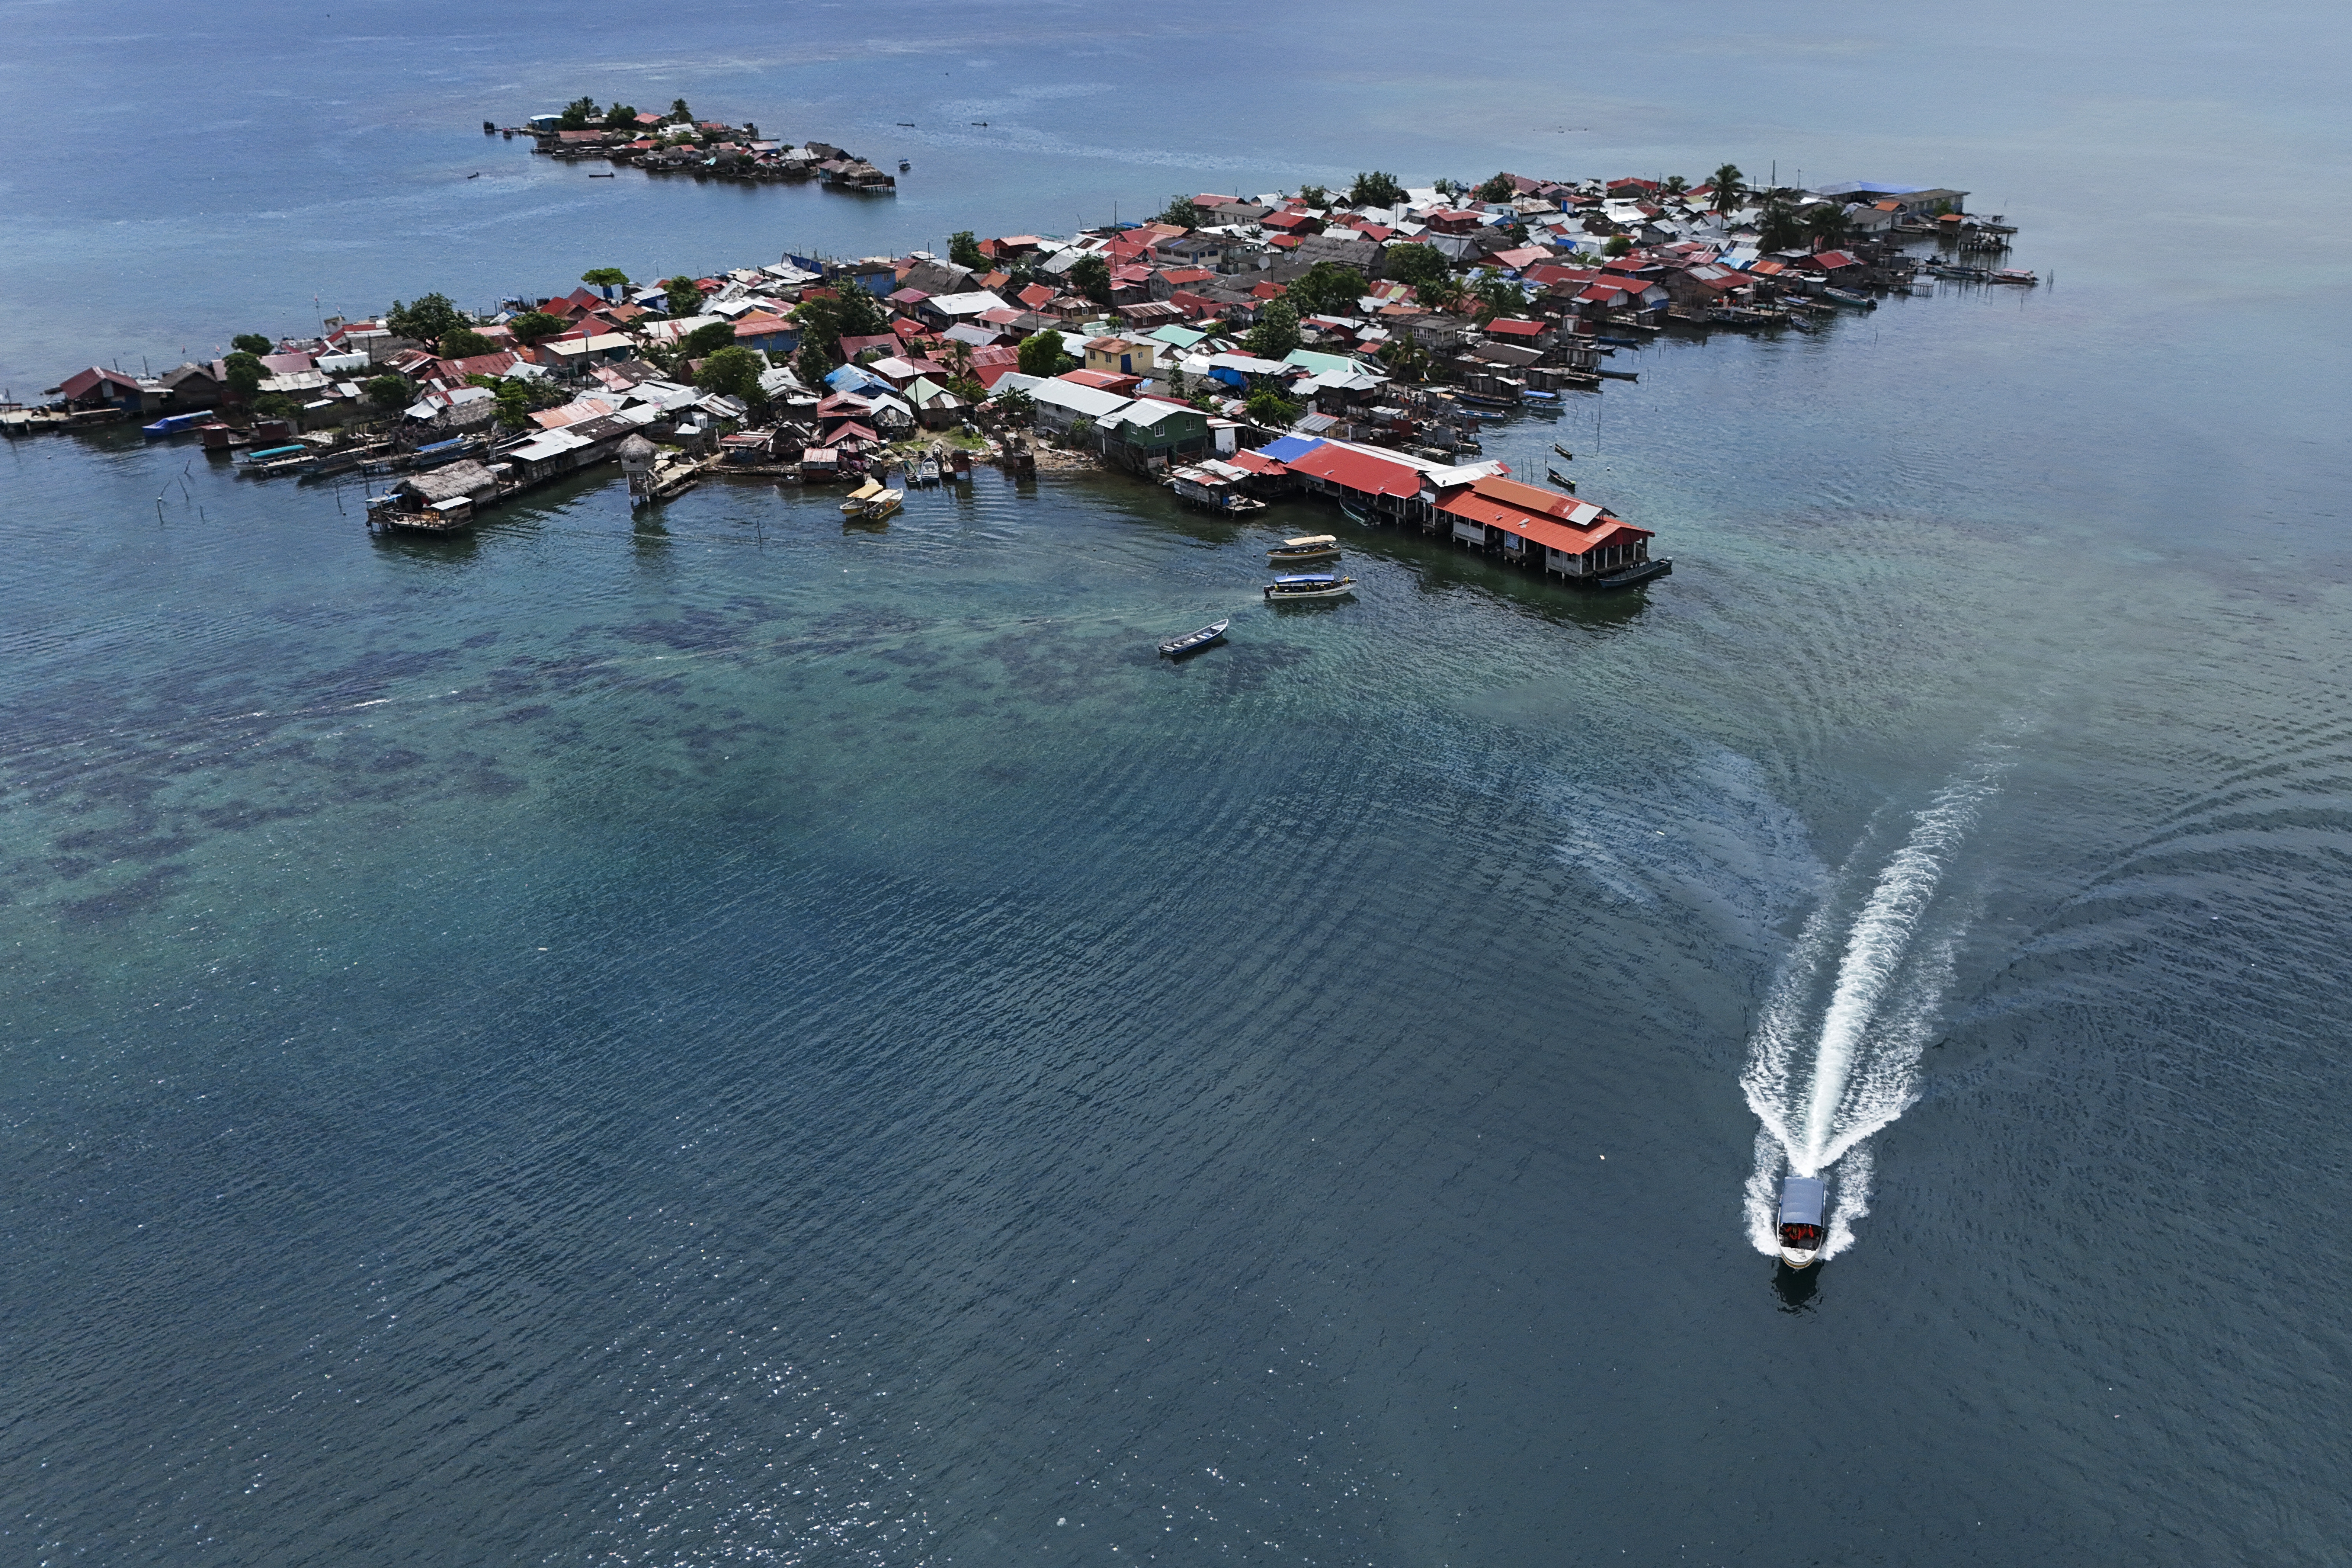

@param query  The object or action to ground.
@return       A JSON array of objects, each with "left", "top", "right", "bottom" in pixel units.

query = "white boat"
[
  {"left": 1989, "top": 267, "right": 2038, "bottom": 286},
  {"left": 839, "top": 477, "right": 885, "bottom": 515},
  {"left": 1777, "top": 1175, "right": 1825, "bottom": 1269},
  {"left": 1266, "top": 533, "right": 1339, "bottom": 564},
  {"left": 1263, "top": 572, "right": 1356, "bottom": 602},
  {"left": 855, "top": 487, "right": 903, "bottom": 521}
]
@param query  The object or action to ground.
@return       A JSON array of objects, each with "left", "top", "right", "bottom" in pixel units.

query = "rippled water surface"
[{"left": 6, "top": 1, "right": 2352, "bottom": 1564}]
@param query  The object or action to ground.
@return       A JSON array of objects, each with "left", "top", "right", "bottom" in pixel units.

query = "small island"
[{"left": 488, "top": 95, "right": 896, "bottom": 193}]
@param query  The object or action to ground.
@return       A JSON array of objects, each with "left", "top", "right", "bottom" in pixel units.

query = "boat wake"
[{"left": 1739, "top": 759, "right": 2007, "bottom": 1259}]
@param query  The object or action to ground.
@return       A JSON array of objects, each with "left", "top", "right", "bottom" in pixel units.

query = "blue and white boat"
[
  {"left": 142, "top": 411, "right": 212, "bottom": 437},
  {"left": 1264, "top": 572, "right": 1356, "bottom": 602}
]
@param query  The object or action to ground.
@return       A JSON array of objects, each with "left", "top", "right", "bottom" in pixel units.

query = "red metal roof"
[
  {"left": 1282, "top": 442, "right": 1425, "bottom": 499},
  {"left": 1485, "top": 318, "right": 1544, "bottom": 337},
  {"left": 1438, "top": 489, "right": 1649, "bottom": 554},
  {"left": 1811, "top": 250, "right": 1858, "bottom": 269},
  {"left": 1224, "top": 448, "right": 1289, "bottom": 476}
]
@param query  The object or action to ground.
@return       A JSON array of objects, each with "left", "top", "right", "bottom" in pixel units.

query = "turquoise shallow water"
[{"left": 7, "top": 1, "right": 2352, "bottom": 1562}]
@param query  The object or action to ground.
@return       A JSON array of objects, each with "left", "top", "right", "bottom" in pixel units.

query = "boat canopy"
[
  {"left": 1271, "top": 573, "right": 1340, "bottom": 585},
  {"left": 1778, "top": 1176, "right": 1825, "bottom": 1228},
  {"left": 1281, "top": 534, "right": 1337, "bottom": 548}
]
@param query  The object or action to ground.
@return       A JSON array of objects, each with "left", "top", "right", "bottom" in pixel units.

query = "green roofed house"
[{"left": 1097, "top": 399, "right": 1211, "bottom": 476}]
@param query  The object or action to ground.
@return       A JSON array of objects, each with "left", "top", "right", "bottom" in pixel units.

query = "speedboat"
[
  {"left": 1267, "top": 533, "right": 1339, "bottom": 565},
  {"left": 1158, "top": 619, "right": 1229, "bottom": 658},
  {"left": 1264, "top": 572, "right": 1355, "bottom": 602},
  {"left": 1777, "top": 1175, "right": 1825, "bottom": 1269},
  {"left": 839, "top": 477, "right": 884, "bottom": 515}
]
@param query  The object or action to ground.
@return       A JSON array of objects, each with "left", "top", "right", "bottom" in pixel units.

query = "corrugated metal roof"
[{"left": 1282, "top": 442, "right": 1423, "bottom": 498}]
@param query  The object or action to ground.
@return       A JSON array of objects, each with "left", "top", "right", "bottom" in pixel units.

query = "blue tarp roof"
[
  {"left": 1256, "top": 435, "right": 1327, "bottom": 463},
  {"left": 824, "top": 364, "right": 890, "bottom": 394}
]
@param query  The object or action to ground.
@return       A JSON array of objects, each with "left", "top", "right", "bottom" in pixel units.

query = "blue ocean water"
[{"left": 5, "top": 2, "right": 2352, "bottom": 1564}]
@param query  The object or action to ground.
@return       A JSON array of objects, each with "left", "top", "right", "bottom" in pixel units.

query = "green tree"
[
  {"left": 558, "top": 96, "right": 600, "bottom": 131},
  {"left": 669, "top": 98, "right": 693, "bottom": 123},
  {"left": 602, "top": 103, "right": 638, "bottom": 130},
  {"left": 222, "top": 351, "right": 264, "bottom": 402},
  {"left": 677, "top": 320, "right": 738, "bottom": 360},
  {"left": 791, "top": 288, "right": 891, "bottom": 379},
  {"left": 1467, "top": 269, "right": 1525, "bottom": 323},
  {"left": 253, "top": 392, "right": 300, "bottom": 420},
  {"left": 1349, "top": 170, "right": 1407, "bottom": 208},
  {"left": 1381, "top": 242, "right": 1449, "bottom": 289},
  {"left": 580, "top": 267, "right": 630, "bottom": 294},
  {"left": 989, "top": 387, "right": 1036, "bottom": 423},
  {"left": 440, "top": 328, "right": 497, "bottom": 359},
  {"left": 1758, "top": 201, "right": 1805, "bottom": 252},
  {"left": 1243, "top": 299, "right": 1300, "bottom": 360},
  {"left": 1418, "top": 274, "right": 1468, "bottom": 314},
  {"left": 695, "top": 345, "right": 769, "bottom": 401},
  {"left": 1016, "top": 329, "right": 1067, "bottom": 378},
  {"left": 1287, "top": 262, "right": 1368, "bottom": 317},
  {"left": 1602, "top": 234, "right": 1634, "bottom": 258},
  {"left": 465, "top": 373, "right": 534, "bottom": 430},
  {"left": 365, "top": 374, "right": 413, "bottom": 412},
  {"left": 231, "top": 333, "right": 273, "bottom": 355},
  {"left": 508, "top": 311, "right": 567, "bottom": 347},
  {"left": 1157, "top": 195, "right": 1202, "bottom": 229},
  {"left": 1244, "top": 386, "right": 1300, "bottom": 427},
  {"left": 1476, "top": 171, "right": 1516, "bottom": 204},
  {"left": 1295, "top": 183, "right": 1330, "bottom": 208},
  {"left": 663, "top": 276, "right": 707, "bottom": 317},
  {"left": 942, "top": 374, "right": 987, "bottom": 404},
  {"left": 1709, "top": 163, "right": 1744, "bottom": 213},
  {"left": 1068, "top": 252, "right": 1113, "bottom": 306},
  {"left": 1375, "top": 336, "right": 1429, "bottom": 381},
  {"left": 1804, "top": 203, "right": 1851, "bottom": 250},
  {"left": 948, "top": 231, "right": 986, "bottom": 269},
  {"left": 1662, "top": 174, "right": 1689, "bottom": 195},
  {"left": 386, "top": 293, "right": 468, "bottom": 345}
]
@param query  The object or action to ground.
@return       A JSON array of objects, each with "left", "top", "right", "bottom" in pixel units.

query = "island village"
[{"left": 10, "top": 106, "right": 2020, "bottom": 596}]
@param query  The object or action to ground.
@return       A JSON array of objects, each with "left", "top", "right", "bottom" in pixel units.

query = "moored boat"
[
  {"left": 142, "top": 411, "right": 212, "bottom": 437},
  {"left": 1546, "top": 466, "right": 1576, "bottom": 492},
  {"left": 1821, "top": 287, "right": 1877, "bottom": 310},
  {"left": 1267, "top": 533, "right": 1340, "bottom": 564},
  {"left": 1264, "top": 572, "right": 1356, "bottom": 602},
  {"left": 1593, "top": 556, "right": 1672, "bottom": 590},
  {"left": 1989, "top": 267, "right": 2038, "bottom": 285},
  {"left": 856, "top": 487, "right": 903, "bottom": 521},
  {"left": 839, "top": 477, "right": 885, "bottom": 515},
  {"left": 1157, "top": 618, "right": 1229, "bottom": 658}
]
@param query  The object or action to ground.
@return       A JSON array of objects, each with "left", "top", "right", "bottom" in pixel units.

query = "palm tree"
[
  {"left": 1804, "top": 204, "right": 1851, "bottom": 251},
  {"left": 1758, "top": 201, "right": 1806, "bottom": 253},
  {"left": 1709, "top": 163, "right": 1745, "bottom": 214}
]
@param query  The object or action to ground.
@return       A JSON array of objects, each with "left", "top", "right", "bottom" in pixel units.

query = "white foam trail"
[{"left": 1739, "top": 761, "right": 2005, "bottom": 1256}]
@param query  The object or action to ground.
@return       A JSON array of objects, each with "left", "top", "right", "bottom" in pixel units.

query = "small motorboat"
[
  {"left": 1336, "top": 497, "right": 1378, "bottom": 528},
  {"left": 1158, "top": 619, "right": 1229, "bottom": 658},
  {"left": 1777, "top": 1175, "right": 1826, "bottom": 1269},
  {"left": 1552, "top": 444, "right": 1574, "bottom": 461},
  {"left": 1989, "top": 267, "right": 2038, "bottom": 286},
  {"left": 1546, "top": 467, "right": 1576, "bottom": 492},
  {"left": 1267, "top": 533, "right": 1340, "bottom": 565},
  {"left": 142, "top": 411, "right": 212, "bottom": 437},
  {"left": 587, "top": 172, "right": 614, "bottom": 178},
  {"left": 916, "top": 454, "right": 940, "bottom": 485},
  {"left": 856, "top": 487, "right": 903, "bottom": 521},
  {"left": 898, "top": 159, "right": 911, "bottom": 172},
  {"left": 1264, "top": 572, "right": 1356, "bottom": 602},
  {"left": 1593, "top": 556, "right": 1672, "bottom": 590},
  {"left": 1821, "top": 287, "right": 1877, "bottom": 310},
  {"left": 839, "top": 477, "right": 885, "bottom": 515}
]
